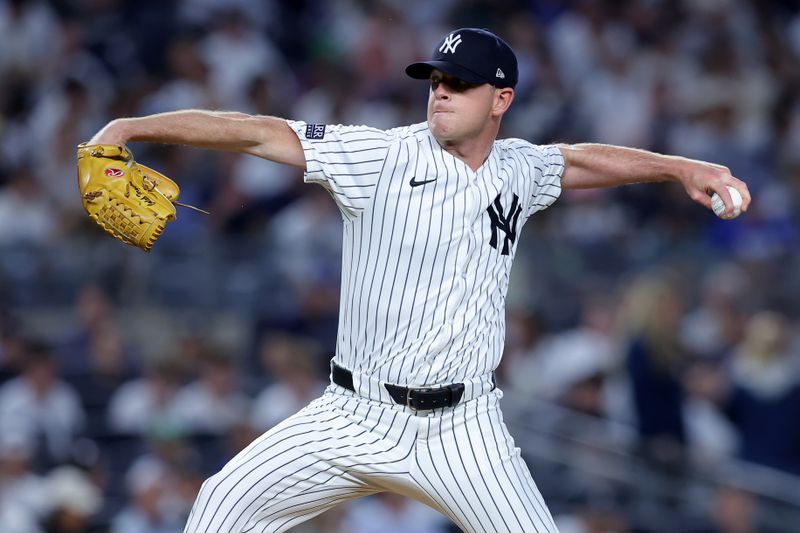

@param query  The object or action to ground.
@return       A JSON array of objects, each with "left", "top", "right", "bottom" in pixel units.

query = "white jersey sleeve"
[
  {"left": 286, "top": 120, "right": 391, "bottom": 217},
  {"left": 502, "top": 139, "right": 565, "bottom": 218}
]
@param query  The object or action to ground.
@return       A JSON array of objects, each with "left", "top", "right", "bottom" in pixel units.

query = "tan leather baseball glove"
[{"left": 77, "top": 143, "right": 205, "bottom": 251}]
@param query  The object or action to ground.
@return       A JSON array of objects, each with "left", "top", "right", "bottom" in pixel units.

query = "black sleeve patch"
[{"left": 305, "top": 124, "right": 326, "bottom": 139}]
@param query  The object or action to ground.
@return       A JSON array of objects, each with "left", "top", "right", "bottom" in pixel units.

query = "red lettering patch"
[{"left": 105, "top": 168, "right": 125, "bottom": 177}]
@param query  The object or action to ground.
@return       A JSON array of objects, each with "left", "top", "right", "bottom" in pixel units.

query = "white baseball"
[{"left": 710, "top": 186, "right": 743, "bottom": 219}]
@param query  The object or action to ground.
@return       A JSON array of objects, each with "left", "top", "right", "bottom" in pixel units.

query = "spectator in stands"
[
  {"left": 505, "top": 290, "right": 620, "bottom": 404},
  {"left": 75, "top": 323, "right": 139, "bottom": 437},
  {"left": 496, "top": 307, "right": 542, "bottom": 386},
  {"left": 269, "top": 187, "right": 343, "bottom": 287},
  {"left": 41, "top": 466, "right": 103, "bottom": 533},
  {"left": 722, "top": 312, "right": 800, "bottom": 474},
  {"left": 111, "top": 459, "right": 184, "bottom": 533},
  {"left": 123, "top": 427, "right": 204, "bottom": 524},
  {"left": 171, "top": 348, "right": 249, "bottom": 435},
  {"left": 31, "top": 78, "right": 105, "bottom": 220},
  {"left": 215, "top": 76, "right": 301, "bottom": 232},
  {"left": 268, "top": 187, "right": 343, "bottom": 344},
  {"left": 138, "top": 33, "right": 218, "bottom": 115},
  {"left": 0, "top": 168, "right": 56, "bottom": 245},
  {"left": 620, "top": 272, "right": 688, "bottom": 465},
  {"left": 58, "top": 283, "right": 118, "bottom": 375},
  {"left": 0, "top": 0, "right": 60, "bottom": 83},
  {"left": 199, "top": 6, "right": 288, "bottom": 110},
  {"left": 680, "top": 262, "right": 750, "bottom": 360},
  {"left": 0, "top": 433, "right": 48, "bottom": 532},
  {"left": 107, "top": 356, "right": 185, "bottom": 436},
  {"left": 250, "top": 334, "right": 327, "bottom": 431},
  {"left": 0, "top": 338, "right": 85, "bottom": 467}
]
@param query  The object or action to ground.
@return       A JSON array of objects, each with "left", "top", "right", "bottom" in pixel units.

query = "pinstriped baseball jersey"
[
  {"left": 286, "top": 120, "right": 564, "bottom": 387},
  {"left": 182, "top": 121, "right": 565, "bottom": 533}
]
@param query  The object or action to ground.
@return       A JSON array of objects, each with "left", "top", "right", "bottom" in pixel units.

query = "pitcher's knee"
[{"left": 186, "top": 470, "right": 258, "bottom": 532}]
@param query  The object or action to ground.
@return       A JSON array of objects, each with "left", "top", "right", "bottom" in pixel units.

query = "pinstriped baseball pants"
[{"left": 183, "top": 384, "right": 558, "bottom": 533}]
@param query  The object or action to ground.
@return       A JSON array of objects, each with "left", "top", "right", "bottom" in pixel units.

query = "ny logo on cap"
[{"left": 439, "top": 33, "right": 462, "bottom": 54}]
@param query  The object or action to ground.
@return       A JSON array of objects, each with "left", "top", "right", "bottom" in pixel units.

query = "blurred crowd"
[{"left": 2, "top": 0, "right": 800, "bottom": 531}]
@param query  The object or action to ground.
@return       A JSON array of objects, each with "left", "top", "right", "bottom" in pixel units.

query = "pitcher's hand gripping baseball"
[{"left": 77, "top": 143, "right": 207, "bottom": 251}]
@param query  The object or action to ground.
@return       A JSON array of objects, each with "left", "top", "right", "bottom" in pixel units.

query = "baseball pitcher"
[{"left": 84, "top": 28, "right": 750, "bottom": 532}]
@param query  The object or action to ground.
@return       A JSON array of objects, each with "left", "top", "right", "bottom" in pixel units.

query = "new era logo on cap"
[{"left": 405, "top": 28, "right": 518, "bottom": 89}]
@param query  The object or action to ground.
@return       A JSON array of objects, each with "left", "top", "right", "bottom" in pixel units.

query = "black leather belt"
[{"left": 332, "top": 363, "right": 465, "bottom": 410}]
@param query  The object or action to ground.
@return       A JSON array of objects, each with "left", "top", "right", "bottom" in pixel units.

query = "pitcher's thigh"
[
  {"left": 413, "top": 396, "right": 559, "bottom": 533},
  {"left": 184, "top": 397, "right": 377, "bottom": 533}
]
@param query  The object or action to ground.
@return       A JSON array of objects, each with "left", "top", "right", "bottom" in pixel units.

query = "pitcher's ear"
[{"left": 492, "top": 87, "right": 515, "bottom": 116}]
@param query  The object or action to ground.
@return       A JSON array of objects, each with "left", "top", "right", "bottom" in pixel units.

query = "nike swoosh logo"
[{"left": 409, "top": 177, "right": 437, "bottom": 187}]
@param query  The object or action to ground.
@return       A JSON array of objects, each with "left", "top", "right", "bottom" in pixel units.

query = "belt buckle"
[{"left": 406, "top": 387, "right": 435, "bottom": 411}]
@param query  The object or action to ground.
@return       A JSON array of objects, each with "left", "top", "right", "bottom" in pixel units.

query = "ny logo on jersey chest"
[{"left": 486, "top": 193, "right": 522, "bottom": 256}]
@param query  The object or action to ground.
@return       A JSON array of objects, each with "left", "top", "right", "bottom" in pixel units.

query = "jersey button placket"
[
  {"left": 452, "top": 176, "right": 475, "bottom": 308},
  {"left": 462, "top": 169, "right": 480, "bottom": 280}
]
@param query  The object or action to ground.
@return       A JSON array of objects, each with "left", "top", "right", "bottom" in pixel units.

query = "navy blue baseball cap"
[{"left": 405, "top": 28, "right": 518, "bottom": 89}]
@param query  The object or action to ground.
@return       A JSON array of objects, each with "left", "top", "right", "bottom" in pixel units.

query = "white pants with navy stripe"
[{"left": 183, "top": 384, "right": 558, "bottom": 532}]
